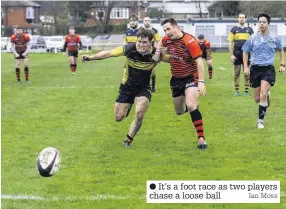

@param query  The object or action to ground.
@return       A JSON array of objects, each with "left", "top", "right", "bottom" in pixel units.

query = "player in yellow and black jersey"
[
  {"left": 228, "top": 13, "right": 254, "bottom": 96},
  {"left": 82, "top": 28, "right": 169, "bottom": 148},
  {"left": 143, "top": 16, "right": 161, "bottom": 92},
  {"left": 124, "top": 14, "right": 140, "bottom": 44}
]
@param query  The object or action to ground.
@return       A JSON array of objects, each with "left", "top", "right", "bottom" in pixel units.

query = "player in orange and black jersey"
[
  {"left": 198, "top": 34, "right": 213, "bottom": 80},
  {"left": 153, "top": 18, "right": 207, "bottom": 149},
  {"left": 63, "top": 26, "right": 82, "bottom": 75},
  {"left": 10, "top": 27, "right": 31, "bottom": 83},
  {"left": 228, "top": 13, "right": 254, "bottom": 96},
  {"left": 143, "top": 17, "right": 161, "bottom": 92},
  {"left": 82, "top": 28, "right": 169, "bottom": 148}
]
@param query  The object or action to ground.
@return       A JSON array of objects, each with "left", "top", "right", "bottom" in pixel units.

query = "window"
[
  {"left": 26, "top": 7, "right": 34, "bottom": 19},
  {"left": 110, "top": 8, "right": 129, "bottom": 19},
  {"left": 196, "top": 25, "right": 214, "bottom": 36}
]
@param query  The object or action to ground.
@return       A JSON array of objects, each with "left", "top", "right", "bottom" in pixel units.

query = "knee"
[
  {"left": 114, "top": 113, "right": 125, "bottom": 122},
  {"left": 186, "top": 103, "right": 197, "bottom": 112},
  {"left": 254, "top": 97, "right": 260, "bottom": 103},
  {"left": 260, "top": 89, "right": 268, "bottom": 100},
  {"left": 136, "top": 111, "right": 144, "bottom": 121}
]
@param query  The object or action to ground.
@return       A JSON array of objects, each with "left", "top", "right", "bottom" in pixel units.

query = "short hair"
[
  {"left": 130, "top": 14, "right": 138, "bottom": 21},
  {"left": 161, "top": 18, "right": 178, "bottom": 26},
  {"left": 257, "top": 12, "right": 271, "bottom": 24},
  {"left": 238, "top": 13, "right": 247, "bottom": 18},
  {"left": 198, "top": 34, "right": 204, "bottom": 40},
  {"left": 136, "top": 28, "right": 154, "bottom": 42},
  {"left": 16, "top": 27, "right": 22, "bottom": 30}
]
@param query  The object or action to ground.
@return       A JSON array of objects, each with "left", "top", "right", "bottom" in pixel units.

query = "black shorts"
[
  {"left": 202, "top": 53, "right": 207, "bottom": 60},
  {"left": 250, "top": 65, "right": 276, "bottom": 88},
  {"left": 170, "top": 75, "right": 197, "bottom": 97},
  {"left": 233, "top": 50, "right": 250, "bottom": 66},
  {"left": 115, "top": 85, "right": 152, "bottom": 104},
  {"left": 14, "top": 51, "right": 28, "bottom": 59},
  {"left": 68, "top": 51, "right": 78, "bottom": 57}
]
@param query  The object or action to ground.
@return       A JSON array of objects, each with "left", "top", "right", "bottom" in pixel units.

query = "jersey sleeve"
[
  {"left": 10, "top": 35, "right": 16, "bottom": 43},
  {"left": 161, "top": 36, "right": 168, "bottom": 47},
  {"left": 205, "top": 41, "right": 211, "bottom": 49},
  {"left": 228, "top": 26, "right": 236, "bottom": 41},
  {"left": 110, "top": 46, "right": 125, "bottom": 57},
  {"left": 242, "top": 36, "right": 253, "bottom": 53},
  {"left": 24, "top": 34, "right": 30, "bottom": 42},
  {"left": 186, "top": 39, "right": 202, "bottom": 59},
  {"left": 274, "top": 35, "right": 283, "bottom": 51}
]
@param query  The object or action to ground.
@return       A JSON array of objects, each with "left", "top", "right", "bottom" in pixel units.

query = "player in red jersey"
[
  {"left": 10, "top": 27, "right": 31, "bottom": 83},
  {"left": 153, "top": 18, "right": 207, "bottom": 149},
  {"left": 63, "top": 26, "right": 82, "bottom": 75},
  {"left": 198, "top": 34, "right": 213, "bottom": 80}
]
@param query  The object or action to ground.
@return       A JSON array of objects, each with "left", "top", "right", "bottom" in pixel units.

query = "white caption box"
[{"left": 146, "top": 180, "right": 280, "bottom": 203}]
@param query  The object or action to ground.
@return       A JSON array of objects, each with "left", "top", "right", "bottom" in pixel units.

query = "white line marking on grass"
[
  {"left": 219, "top": 66, "right": 226, "bottom": 70},
  {"left": 2, "top": 85, "right": 117, "bottom": 90},
  {"left": 1, "top": 194, "right": 146, "bottom": 201}
]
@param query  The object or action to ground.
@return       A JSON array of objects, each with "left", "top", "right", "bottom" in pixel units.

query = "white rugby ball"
[{"left": 36, "top": 147, "right": 61, "bottom": 177}]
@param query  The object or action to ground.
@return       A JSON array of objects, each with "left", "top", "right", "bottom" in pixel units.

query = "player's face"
[
  {"left": 162, "top": 23, "right": 178, "bottom": 40},
  {"left": 198, "top": 39, "right": 204, "bottom": 45},
  {"left": 16, "top": 29, "right": 23, "bottom": 37},
  {"left": 130, "top": 19, "right": 138, "bottom": 28},
  {"left": 136, "top": 37, "right": 151, "bottom": 54},
  {"left": 69, "top": 28, "right": 75, "bottom": 35},
  {"left": 238, "top": 14, "right": 246, "bottom": 25},
  {"left": 143, "top": 18, "right": 151, "bottom": 28},
  {"left": 258, "top": 17, "right": 269, "bottom": 33}
]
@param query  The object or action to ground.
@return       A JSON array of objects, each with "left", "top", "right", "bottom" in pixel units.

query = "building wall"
[{"left": 5, "top": 7, "right": 39, "bottom": 27}]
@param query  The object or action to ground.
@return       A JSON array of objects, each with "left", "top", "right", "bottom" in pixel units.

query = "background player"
[
  {"left": 124, "top": 14, "right": 140, "bottom": 44},
  {"left": 198, "top": 34, "right": 213, "bottom": 80},
  {"left": 143, "top": 16, "right": 161, "bottom": 92},
  {"left": 242, "top": 12, "right": 285, "bottom": 129},
  {"left": 82, "top": 28, "right": 168, "bottom": 147},
  {"left": 153, "top": 18, "right": 207, "bottom": 149},
  {"left": 63, "top": 26, "right": 82, "bottom": 75},
  {"left": 10, "top": 27, "right": 31, "bottom": 83},
  {"left": 228, "top": 13, "right": 254, "bottom": 96}
]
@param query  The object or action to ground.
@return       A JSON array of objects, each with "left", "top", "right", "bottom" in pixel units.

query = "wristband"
[
  {"left": 155, "top": 49, "right": 161, "bottom": 54},
  {"left": 198, "top": 80, "right": 204, "bottom": 83}
]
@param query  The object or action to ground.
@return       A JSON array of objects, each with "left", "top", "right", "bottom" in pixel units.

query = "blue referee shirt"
[{"left": 242, "top": 32, "right": 283, "bottom": 66}]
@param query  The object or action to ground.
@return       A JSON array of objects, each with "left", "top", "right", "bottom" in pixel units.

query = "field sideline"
[{"left": 1, "top": 52, "right": 286, "bottom": 209}]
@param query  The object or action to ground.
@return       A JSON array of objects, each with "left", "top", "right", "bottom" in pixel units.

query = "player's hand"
[
  {"left": 279, "top": 66, "right": 285, "bottom": 73},
  {"left": 244, "top": 66, "right": 250, "bottom": 76},
  {"left": 230, "top": 55, "right": 236, "bottom": 63},
  {"left": 82, "top": 55, "right": 91, "bottom": 62},
  {"left": 207, "top": 58, "right": 212, "bottom": 66},
  {"left": 22, "top": 53, "right": 27, "bottom": 57},
  {"left": 15, "top": 53, "right": 20, "bottom": 58},
  {"left": 198, "top": 82, "right": 206, "bottom": 96}
]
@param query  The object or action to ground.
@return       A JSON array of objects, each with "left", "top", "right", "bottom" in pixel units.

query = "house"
[
  {"left": 147, "top": 0, "right": 212, "bottom": 19},
  {"left": 1, "top": 1, "right": 41, "bottom": 36},
  {"left": 69, "top": 1, "right": 147, "bottom": 28}
]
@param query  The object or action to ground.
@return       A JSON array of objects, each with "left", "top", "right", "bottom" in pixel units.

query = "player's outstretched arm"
[{"left": 82, "top": 50, "right": 111, "bottom": 62}]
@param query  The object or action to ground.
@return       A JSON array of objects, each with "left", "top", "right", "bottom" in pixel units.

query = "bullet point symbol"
[{"left": 150, "top": 183, "right": 156, "bottom": 190}]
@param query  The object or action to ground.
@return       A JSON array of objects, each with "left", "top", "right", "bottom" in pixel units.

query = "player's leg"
[
  {"left": 23, "top": 57, "right": 29, "bottom": 83},
  {"left": 173, "top": 96, "right": 187, "bottom": 115},
  {"left": 68, "top": 51, "right": 76, "bottom": 74},
  {"left": 233, "top": 65, "right": 241, "bottom": 96},
  {"left": 243, "top": 55, "right": 250, "bottom": 96},
  {"left": 15, "top": 58, "right": 21, "bottom": 82},
  {"left": 206, "top": 58, "right": 213, "bottom": 80},
  {"left": 73, "top": 51, "right": 78, "bottom": 72},
  {"left": 123, "top": 96, "right": 150, "bottom": 147},
  {"left": 114, "top": 102, "right": 132, "bottom": 122},
  {"left": 151, "top": 68, "right": 156, "bottom": 92},
  {"left": 185, "top": 86, "right": 207, "bottom": 149}
]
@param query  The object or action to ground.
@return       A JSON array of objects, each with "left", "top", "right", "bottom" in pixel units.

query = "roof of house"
[{"left": 1, "top": 1, "right": 41, "bottom": 8}]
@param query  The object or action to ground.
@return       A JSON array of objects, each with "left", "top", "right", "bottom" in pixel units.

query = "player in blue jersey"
[{"left": 242, "top": 12, "right": 285, "bottom": 129}]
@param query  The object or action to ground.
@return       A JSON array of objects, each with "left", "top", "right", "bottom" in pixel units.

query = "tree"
[
  {"left": 239, "top": 1, "right": 286, "bottom": 18},
  {"left": 208, "top": 1, "right": 241, "bottom": 17}
]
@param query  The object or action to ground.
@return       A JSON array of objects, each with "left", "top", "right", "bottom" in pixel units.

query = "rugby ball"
[{"left": 36, "top": 147, "right": 61, "bottom": 177}]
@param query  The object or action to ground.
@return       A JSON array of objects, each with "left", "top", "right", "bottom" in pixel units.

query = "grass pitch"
[{"left": 1, "top": 52, "right": 286, "bottom": 209}]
